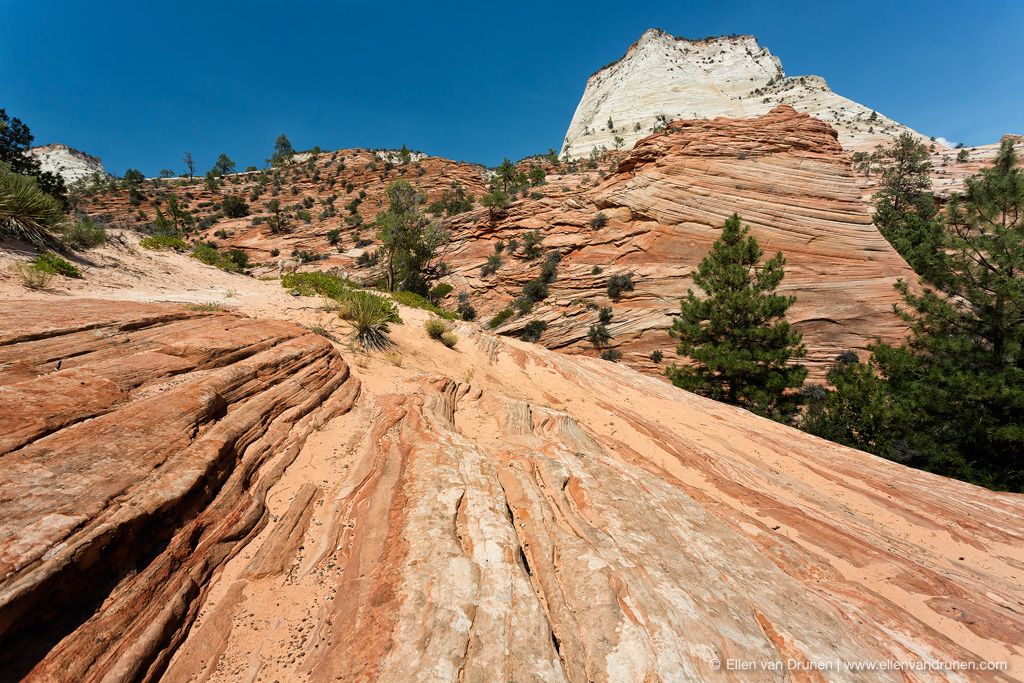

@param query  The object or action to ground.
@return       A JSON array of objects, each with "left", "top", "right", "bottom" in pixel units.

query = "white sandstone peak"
[
  {"left": 562, "top": 29, "right": 927, "bottom": 159},
  {"left": 27, "top": 143, "right": 109, "bottom": 185}
]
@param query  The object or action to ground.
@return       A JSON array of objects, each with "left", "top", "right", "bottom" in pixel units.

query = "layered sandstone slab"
[
  {"left": 0, "top": 300, "right": 359, "bottom": 680},
  {"left": 562, "top": 29, "right": 928, "bottom": 160},
  {"left": 0, "top": 286, "right": 1021, "bottom": 680},
  {"left": 155, "top": 309, "right": 1024, "bottom": 682},
  {"left": 446, "top": 106, "right": 916, "bottom": 377}
]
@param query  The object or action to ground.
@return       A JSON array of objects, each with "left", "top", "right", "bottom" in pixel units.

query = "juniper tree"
[{"left": 668, "top": 213, "right": 806, "bottom": 418}]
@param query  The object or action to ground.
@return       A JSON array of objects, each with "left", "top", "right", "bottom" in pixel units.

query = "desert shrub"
[
  {"left": 650, "top": 349, "right": 664, "bottom": 363},
  {"left": 440, "top": 331, "right": 458, "bottom": 348},
  {"left": 587, "top": 323, "right": 611, "bottom": 347},
  {"left": 591, "top": 265, "right": 603, "bottom": 275},
  {"left": 424, "top": 317, "right": 450, "bottom": 339},
  {"left": 32, "top": 252, "right": 80, "bottom": 278},
  {"left": 337, "top": 289, "right": 401, "bottom": 349},
  {"left": 590, "top": 212, "right": 608, "bottom": 229},
  {"left": 281, "top": 271, "right": 355, "bottom": 298},
  {"left": 522, "top": 278, "right": 548, "bottom": 302},
  {"left": 140, "top": 235, "right": 189, "bottom": 251},
  {"left": 522, "top": 230, "right": 543, "bottom": 259},
  {"left": 270, "top": 248, "right": 280, "bottom": 257},
  {"left": 521, "top": 320, "right": 547, "bottom": 342},
  {"left": 598, "top": 306, "right": 613, "bottom": 324},
  {"left": 456, "top": 292, "right": 476, "bottom": 321},
  {"left": 10, "top": 260, "right": 55, "bottom": 289},
  {"left": 221, "top": 195, "right": 250, "bottom": 218},
  {"left": 539, "top": 251, "right": 560, "bottom": 282},
  {"left": 429, "top": 282, "right": 453, "bottom": 301},
  {"left": 392, "top": 290, "right": 457, "bottom": 319},
  {"left": 63, "top": 216, "right": 106, "bottom": 249},
  {"left": 606, "top": 273, "right": 634, "bottom": 298},
  {"left": 488, "top": 307, "right": 514, "bottom": 329},
  {"left": 601, "top": 349, "right": 622, "bottom": 362},
  {"left": 327, "top": 228, "right": 342, "bottom": 244},
  {"left": 480, "top": 254, "right": 501, "bottom": 276}
]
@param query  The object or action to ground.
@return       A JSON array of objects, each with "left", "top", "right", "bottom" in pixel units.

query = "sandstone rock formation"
[
  {"left": 0, "top": 299, "right": 359, "bottom": 680},
  {"left": 0, "top": 288, "right": 1021, "bottom": 681},
  {"left": 26, "top": 143, "right": 109, "bottom": 185},
  {"left": 444, "top": 106, "right": 916, "bottom": 377},
  {"left": 561, "top": 28, "right": 928, "bottom": 160}
]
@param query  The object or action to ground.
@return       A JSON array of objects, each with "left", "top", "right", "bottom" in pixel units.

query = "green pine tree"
[
  {"left": 872, "top": 133, "right": 946, "bottom": 281},
  {"left": 668, "top": 213, "right": 807, "bottom": 418},
  {"left": 804, "top": 140, "right": 1024, "bottom": 491}
]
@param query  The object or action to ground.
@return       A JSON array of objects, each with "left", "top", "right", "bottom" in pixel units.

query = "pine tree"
[
  {"left": 805, "top": 140, "right": 1024, "bottom": 491},
  {"left": 271, "top": 134, "right": 294, "bottom": 166},
  {"left": 873, "top": 133, "right": 946, "bottom": 281},
  {"left": 668, "top": 214, "right": 807, "bottom": 418}
]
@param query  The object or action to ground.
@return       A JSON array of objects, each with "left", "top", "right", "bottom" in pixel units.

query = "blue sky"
[{"left": 2, "top": 1, "right": 1021, "bottom": 176}]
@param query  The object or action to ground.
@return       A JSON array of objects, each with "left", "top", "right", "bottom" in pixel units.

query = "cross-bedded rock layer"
[{"left": 0, "top": 296, "right": 1022, "bottom": 681}]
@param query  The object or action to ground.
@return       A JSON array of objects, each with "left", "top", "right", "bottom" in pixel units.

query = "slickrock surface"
[
  {"left": 0, "top": 250, "right": 1021, "bottom": 681},
  {"left": 26, "top": 143, "right": 109, "bottom": 185},
  {"left": 562, "top": 28, "right": 928, "bottom": 159},
  {"left": 0, "top": 299, "right": 359, "bottom": 680},
  {"left": 444, "top": 106, "right": 916, "bottom": 377}
]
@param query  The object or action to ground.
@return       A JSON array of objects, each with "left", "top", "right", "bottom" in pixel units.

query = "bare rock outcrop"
[
  {"left": 0, "top": 300, "right": 359, "bottom": 680},
  {"left": 0, "top": 290, "right": 1021, "bottom": 681},
  {"left": 562, "top": 28, "right": 929, "bottom": 159},
  {"left": 26, "top": 143, "right": 109, "bottom": 186}
]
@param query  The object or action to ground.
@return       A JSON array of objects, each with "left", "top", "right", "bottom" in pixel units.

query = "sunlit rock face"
[{"left": 562, "top": 28, "right": 928, "bottom": 160}]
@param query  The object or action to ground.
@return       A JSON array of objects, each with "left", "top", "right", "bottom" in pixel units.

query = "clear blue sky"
[{"left": 2, "top": 0, "right": 1021, "bottom": 176}]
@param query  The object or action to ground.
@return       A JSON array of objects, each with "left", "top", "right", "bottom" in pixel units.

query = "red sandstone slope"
[
  {"left": 443, "top": 106, "right": 915, "bottom": 376},
  {"left": 0, "top": 293, "right": 1021, "bottom": 681}
]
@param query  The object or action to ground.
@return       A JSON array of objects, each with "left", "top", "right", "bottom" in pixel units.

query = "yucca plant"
[
  {"left": 0, "top": 167, "right": 66, "bottom": 249},
  {"left": 338, "top": 290, "right": 401, "bottom": 349}
]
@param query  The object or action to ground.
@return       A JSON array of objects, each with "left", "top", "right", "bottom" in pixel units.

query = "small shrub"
[
  {"left": 221, "top": 195, "right": 250, "bottom": 218},
  {"left": 587, "top": 323, "right": 611, "bottom": 348},
  {"left": 282, "top": 271, "right": 355, "bottom": 298},
  {"left": 598, "top": 306, "right": 613, "bottom": 324},
  {"left": 456, "top": 292, "right": 476, "bottom": 321},
  {"left": 429, "top": 282, "right": 453, "bottom": 301},
  {"left": 522, "top": 230, "right": 543, "bottom": 259},
  {"left": 184, "top": 302, "right": 224, "bottom": 312},
  {"left": 650, "top": 349, "right": 664, "bottom": 363},
  {"left": 270, "top": 248, "right": 280, "bottom": 257},
  {"left": 601, "top": 349, "right": 622, "bottom": 362},
  {"left": 521, "top": 320, "right": 547, "bottom": 342},
  {"left": 32, "top": 252, "right": 80, "bottom": 278},
  {"left": 440, "top": 331, "right": 458, "bottom": 348},
  {"left": 606, "top": 273, "right": 634, "bottom": 298},
  {"left": 424, "top": 317, "right": 450, "bottom": 340},
  {"left": 522, "top": 278, "right": 548, "bottom": 302},
  {"left": 63, "top": 217, "right": 107, "bottom": 249},
  {"left": 590, "top": 212, "right": 608, "bottom": 229},
  {"left": 140, "top": 235, "right": 189, "bottom": 251},
  {"left": 337, "top": 290, "right": 401, "bottom": 349},
  {"left": 488, "top": 307, "right": 514, "bottom": 329},
  {"left": 10, "top": 261, "right": 55, "bottom": 289},
  {"left": 539, "top": 251, "right": 560, "bottom": 282},
  {"left": 480, "top": 254, "right": 502, "bottom": 277},
  {"left": 591, "top": 265, "right": 603, "bottom": 275}
]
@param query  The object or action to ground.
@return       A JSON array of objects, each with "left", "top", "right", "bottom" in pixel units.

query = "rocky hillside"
[
  {"left": 27, "top": 143, "right": 108, "bottom": 185},
  {"left": 445, "top": 106, "right": 915, "bottom": 377},
  {"left": 78, "top": 108, "right": 915, "bottom": 380},
  {"left": 561, "top": 29, "right": 927, "bottom": 160},
  {"left": 0, "top": 255, "right": 1021, "bottom": 680}
]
